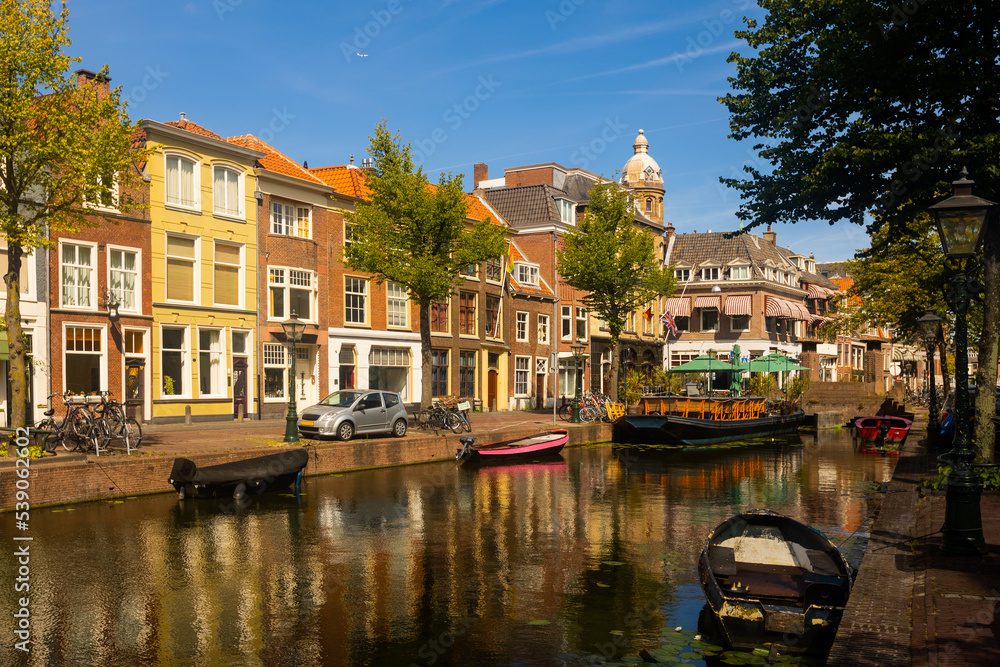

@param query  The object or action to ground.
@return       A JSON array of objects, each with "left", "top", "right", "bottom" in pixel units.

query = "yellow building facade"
[{"left": 140, "top": 118, "right": 265, "bottom": 423}]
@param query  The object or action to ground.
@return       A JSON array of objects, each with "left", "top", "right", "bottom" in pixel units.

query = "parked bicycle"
[
  {"left": 93, "top": 390, "right": 143, "bottom": 453},
  {"left": 558, "top": 391, "right": 617, "bottom": 423},
  {"left": 416, "top": 397, "right": 469, "bottom": 433},
  {"left": 35, "top": 392, "right": 100, "bottom": 453}
]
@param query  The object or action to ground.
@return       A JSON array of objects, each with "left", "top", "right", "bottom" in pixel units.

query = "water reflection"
[{"left": 1, "top": 430, "right": 894, "bottom": 666}]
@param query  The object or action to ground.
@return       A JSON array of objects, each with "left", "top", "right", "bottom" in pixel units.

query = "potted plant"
[{"left": 622, "top": 369, "right": 644, "bottom": 415}]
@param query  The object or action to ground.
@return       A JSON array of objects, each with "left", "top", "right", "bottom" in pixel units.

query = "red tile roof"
[
  {"left": 308, "top": 165, "right": 500, "bottom": 224},
  {"left": 164, "top": 118, "right": 224, "bottom": 141},
  {"left": 309, "top": 165, "right": 370, "bottom": 199},
  {"left": 227, "top": 134, "right": 325, "bottom": 186}
]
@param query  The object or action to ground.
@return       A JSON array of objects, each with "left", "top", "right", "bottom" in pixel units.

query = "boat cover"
[{"left": 169, "top": 448, "right": 309, "bottom": 486}]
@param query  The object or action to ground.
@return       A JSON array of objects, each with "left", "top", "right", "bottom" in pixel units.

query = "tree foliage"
[
  {"left": 557, "top": 180, "right": 675, "bottom": 401},
  {"left": 1, "top": 0, "right": 147, "bottom": 427},
  {"left": 721, "top": 0, "right": 1000, "bottom": 460},
  {"left": 344, "top": 119, "right": 509, "bottom": 406}
]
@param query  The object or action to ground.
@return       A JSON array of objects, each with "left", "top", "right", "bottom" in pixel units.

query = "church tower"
[{"left": 620, "top": 129, "right": 664, "bottom": 224}]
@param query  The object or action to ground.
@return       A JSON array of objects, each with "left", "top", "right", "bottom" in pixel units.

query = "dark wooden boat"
[
  {"left": 853, "top": 416, "right": 911, "bottom": 452},
  {"left": 455, "top": 430, "right": 568, "bottom": 462},
  {"left": 168, "top": 448, "right": 309, "bottom": 500},
  {"left": 614, "top": 395, "right": 805, "bottom": 446},
  {"left": 698, "top": 509, "right": 853, "bottom": 657}
]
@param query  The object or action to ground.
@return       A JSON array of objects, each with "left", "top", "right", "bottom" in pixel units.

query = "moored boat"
[
  {"left": 614, "top": 395, "right": 805, "bottom": 446},
  {"left": 168, "top": 448, "right": 309, "bottom": 500},
  {"left": 455, "top": 430, "right": 567, "bottom": 462},
  {"left": 852, "top": 416, "right": 912, "bottom": 451},
  {"left": 698, "top": 509, "right": 853, "bottom": 657}
]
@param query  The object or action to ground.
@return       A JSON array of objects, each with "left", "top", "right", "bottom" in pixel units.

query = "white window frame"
[
  {"left": 576, "top": 307, "right": 588, "bottom": 340},
  {"left": 198, "top": 327, "right": 226, "bottom": 398},
  {"left": 386, "top": 281, "right": 409, "bottom": 329},
  {"left": 561, "top": 305, "right": 572, "bottom": 340},
  {"left": 165, "top": 232, "right": 199, "bottom": 305},
  {"left": 296, "top": 206, "right": 311, "bottom": 239},
  {"left": 486, "top": 257, "right": 503, "bottom": 283},
  {"left": 514, "top": 356, "right": 530, "bottom": 396},
  {"left": 83, "top": 172, "right": 119, "bottom": 212},
  {"left": 516, "top": 263, "right": 539, "bottom": 286},
  {"left": 701, "top": 266, "right": 720, "bottom": 281},
  {"left": 160, "top": 325, "right": 190, "bottom": 398},
  {"left": 556, "top": 199, "right": 576, "bottom": 225},
  {"left": 0, "top": 244, "right": 33, "bottom": 298},
  {"left": 516, "top": 311, "right": 528, "bottom": 341},
  {"left": 263, "top": 342, "right": 288, "bottom": 401},
  {"left": 212, "top": 164, "right": 244, "bottom": 219},
  {"left": 164, "top": 153, "right": 199, "bottom": 210},
  {"left": 268, "top": 266, "right": 317, "bottom": 322},
  {"left": 213, "top": 241, "right": 244, "bottom": 308},
  {"left": 729, "top": 265, "right": 750, "bottom": 280},
  {"left": 59, "top": 240, "right": 97, "bottom": 309},
  {"left": 107, "top": 245, "right": 140, "bottom": 314},
  {"left": 63, "top": 324, "right": 107, "bottom": 394},
  {"left": 345, "top": 276, "right": 368, "bottom": 326},
  {"left": 270, "top": 201, "right": 311, "bottom": 239},
  {"left": 537, "top": 314, "right": 549, "bottom": 345},
  {"left": 674, "top": 268, "right": 690, "bottom": 282}
]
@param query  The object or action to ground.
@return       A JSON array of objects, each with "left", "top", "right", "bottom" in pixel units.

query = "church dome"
[{"left": 620, "top": 129, "right": 663, "bottom": 187}]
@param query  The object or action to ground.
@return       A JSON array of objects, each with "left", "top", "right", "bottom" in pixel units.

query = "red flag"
[{"left": 643, "top": 307, "right": 653, "bottom": 323}]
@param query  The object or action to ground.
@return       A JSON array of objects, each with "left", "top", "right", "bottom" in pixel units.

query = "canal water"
[{"left": 2, "top": 429, "right": 896, "bottom": 666}]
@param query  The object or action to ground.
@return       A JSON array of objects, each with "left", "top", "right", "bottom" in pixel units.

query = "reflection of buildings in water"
[{"left": 0, "top": 435, "right": 895, "bottom": 665}]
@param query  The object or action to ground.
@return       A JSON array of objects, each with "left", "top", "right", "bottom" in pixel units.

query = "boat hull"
[
  {"left": 853, "top": 416, "right": 912, "bottom": 450},
  {"left": 614, "top": 411, "right": 805, "bottom": 446},
  {"left": 457, "top": 429, "right": 568, "bottom": 462},
  {"left": 168, "top": 448, "right": 309, "bottom": 499},
  {"left": 698, "top": 510, "right": 852, "bottom": 657}
]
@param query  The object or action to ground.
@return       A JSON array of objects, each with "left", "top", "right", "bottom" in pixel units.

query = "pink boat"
[{"left": 455, "top": 429, "right": 568, "bottom": 462}]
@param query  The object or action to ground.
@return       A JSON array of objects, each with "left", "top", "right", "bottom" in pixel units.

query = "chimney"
[
  {"left": 75, "top": 68, "right": 111, "bottom": 98},
  {"left": 474, "top": 162, "right": 488, "bottom": 188},
  {"left": 763, "top": 223, "right": 777, "bottom": 245},
  {"left": 349, "top": 154, "right": 355, "bottom": 166}
]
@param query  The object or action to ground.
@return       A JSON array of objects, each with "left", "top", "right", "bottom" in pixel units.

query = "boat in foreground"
[
  {"left": 455, "top": 429, "right": 567, "bottom": 462},
  {"left": 698, "top": 509, "right": 853, "bottom": 657},
  {"left": 614, "top": 395, "right": 805, "bottom": 446},
  {"left": 168, "top": 448, "right": 309, "bottom": 500},
  {"left": 852, "top": 416, "right": 911, "bottom": 452}
]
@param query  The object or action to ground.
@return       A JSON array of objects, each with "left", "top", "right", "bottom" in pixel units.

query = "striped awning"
[
  {"left": 664, "top": 297, "right": 691, "bottom": 317},
  {"left": 805, "top": 283, "right": 835, "bottom": 299},
  {"left": 893, "top": 348, "right": 919, "bottom": 361},
  {"left": 693, "top": 295, "right": 720, "bottom": 310},
  {"left": 765, "top": 296, "right": 811, "bottom": 320},
  {"left": 724, "top": 295, "right": 752, "bottom": 316},
  {"left": 808, "top": 314, "right": 829, "bottom": 325}
]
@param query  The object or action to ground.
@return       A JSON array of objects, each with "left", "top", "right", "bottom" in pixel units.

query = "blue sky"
[{"left": 67, "top": 0, "right": 869, "bottom": 261}]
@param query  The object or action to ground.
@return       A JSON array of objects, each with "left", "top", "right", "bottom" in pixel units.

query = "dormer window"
[
  {"left": 701, "top": 267, "right": 720, "bottom": 281},
  {"left": 729, "top": 266, "right": 750, "bottom": 280},
  {"left": 557, "top": 199, "right": 576, "bottom": 225},
  {"left": 516, "top": 263, "right": 539, "bottom": 286},
  {"left": 765, "top": 267, "right": 775, "bottom": 280},
  {"left": 674, "top": 268, "right": 690, "bottom": 282}
]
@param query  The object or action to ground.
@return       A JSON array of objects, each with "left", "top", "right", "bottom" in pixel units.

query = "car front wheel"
[
  {"left": 337, "top": 422, "right": 355, "bottom": 441},
  {"left": 392, "top": 418, "right": 407, "bottom": 437}
]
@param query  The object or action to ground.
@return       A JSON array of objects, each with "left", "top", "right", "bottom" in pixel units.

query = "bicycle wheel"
[
  {"left": 69, "top": 410, "right": 98, "bottom": 452},
  {"left": 94, "top": 417, "right": 113, "bottom": 453},
  {"left": 445, "top": 412, "right": 464, "bottom": 434},
  {"left": 558, "top": 403, "right": 573, "bottom": 422},
  {"left": 34, "top": 419, "right": 61, "bottom": 453},
  {"left": 579, "top": 407, "right": 597, "bottom": 423},
  {"left": 124, "top": 418, "right": 142, "bottom": 449}
]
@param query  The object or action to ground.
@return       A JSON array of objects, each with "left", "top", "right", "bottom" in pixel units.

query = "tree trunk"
[
  {"left": 4, "top": 242, "right": 27, "bottom": 429},
  {"left": 419, "top": 303, "right": 433, "bottom": 409},
  {"left": 975, "top": 223, "right": 999, "bottom": 463},
  {"left": 608, "top": 333, "right": 620, "bottom": 403}
]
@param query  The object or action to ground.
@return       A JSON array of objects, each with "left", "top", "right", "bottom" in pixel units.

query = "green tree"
[
  {"left": 720, "top": 0, "right": 1000, "bottom": 460},
  {"left": 1, "top": 0, "right": 146, "bottom": 428},
  {"left": 343, "top": 120, "right": 508, "bottom": 407},
  {"left": 557, "top": 181, "right": 675, "bottom": 402}
]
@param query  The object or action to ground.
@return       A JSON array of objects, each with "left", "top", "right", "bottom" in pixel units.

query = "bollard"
[
  {"left": 184, "top": 405, "right": 192, "bottom": 425},
  {"left": 237, "top": 404, "right": 244, "bottom": 422}
]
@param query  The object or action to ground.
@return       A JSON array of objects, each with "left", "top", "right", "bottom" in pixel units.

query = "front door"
[
  {"left": 488, "top": 370, "right": 498, "bottom": 412},
  {"left": 232, "top": 357, "right": 248, "bottom": 419},
  {"left": 125, "top": 359, "right": 145, "bottom": 422},
  {"left": 536, "top": 373, "right": 545, "bottom": 409}
]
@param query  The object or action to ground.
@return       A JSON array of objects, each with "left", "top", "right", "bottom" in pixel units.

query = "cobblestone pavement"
[{"left": 830, "top": 414, "right": 1000, "bottom": 666}]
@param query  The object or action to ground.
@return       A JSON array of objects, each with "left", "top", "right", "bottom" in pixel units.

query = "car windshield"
[{"left": 318, "top": 391, "right": 362, "bottom": 407}]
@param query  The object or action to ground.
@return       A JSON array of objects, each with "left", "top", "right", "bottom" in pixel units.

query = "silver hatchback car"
[{"left": 297, "top": 390, "right": 409, "bottom": 441}]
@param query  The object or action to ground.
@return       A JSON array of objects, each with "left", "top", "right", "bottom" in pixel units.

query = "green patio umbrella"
[
  {"left": 747, "top": 353, "right": 810, "bottom": 373},
  {"left": 668, "top": 354, "right": 749, "bottom": 373}
]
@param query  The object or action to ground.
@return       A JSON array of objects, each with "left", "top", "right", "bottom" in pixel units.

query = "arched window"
[{"left": 645, "top": 197, "right": 653, "bottom": 212}]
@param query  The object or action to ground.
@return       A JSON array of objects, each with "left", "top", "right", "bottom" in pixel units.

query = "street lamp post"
[
  {"left": 928, "top": 169, "right": 995, "bottom": 556},
  {"left": 917, "top": 308, "right": 943, "bottom": 449},
  {"left": 571, "top": 343, "right": 586, "bottom": 424},
  {"left": 282, "top": 314, "right": 306, "bottom": 443}
]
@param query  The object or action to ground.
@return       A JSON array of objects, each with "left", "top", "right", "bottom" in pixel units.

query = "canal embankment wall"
[{"left": 0, "top": 420, "right": 611, "bottom": 512}]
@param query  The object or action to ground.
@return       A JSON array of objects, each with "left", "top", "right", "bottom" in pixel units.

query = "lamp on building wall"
[
  {"left": 282, "top": 312, "right": 306, "bottom": 443},
  {"left": 917, "top": 308, "right": 943, "bottom": 449},
  {"left": 102, "top": 289, "right": 121, "bottom": 323},
  {"left": 928, "top": 168, "right": 995, "bottom": 556},
  {"left": 570, "top": 342, "right": 586, "bottom": 424}
]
